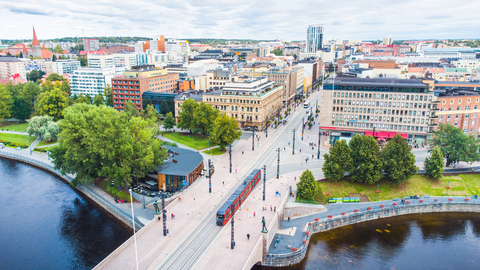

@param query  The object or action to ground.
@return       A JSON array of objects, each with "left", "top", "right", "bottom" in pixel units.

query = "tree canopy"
[
  {"left": 424, "top": 146, "right": 444, "bottom": 179},
  {"left": 26, "top": 70, "right": 45, "bottom": 82},
  {"left": 123, "top": 101, "right": 140, "bottom": 118},
  {"left": 323, "top": 139, "right": 352, "bottom": 182},
  {"left": 104, "top": 86, "right": 113, "bottom": 107},
  {"left": 27, "top": 115, "right": 59, "bottom": 141},
  {"left": 163, "top": 112, "right": 175, "bottom": 131},
  {"left": 50, "top": 104, "right": 167, "bottom": 188},
  {"left": 93, "top": 93, "right": 104, "bottom": 106},
  {"left": 46, "top": 73, "right": 64, "bottom": 82},
  {"left": 296, "top": 169, "right": 324, "bottom": 202},
  {"left": 36, "top": 88, "right": 68, "bottom": 121},
  {"left": 193, "top": 102, "right": 219, "bottom": 136},
  {"left": 177, "top": 98, "right": 198, "bottom": 133},
  {"left": 0, "top": 85, "right": 13, "bottom": 121},
  {"left": 349, "top": 134, "right": 383, "bottom": 184},
  {"left": 381, "top": 134, "right": 418, "bottom": 185},
  {"left": 209, "top": 114, "right": 241, "bottom": 150},
  {"left": 428, "top": 124, "right": 480, "bottom": 166}
]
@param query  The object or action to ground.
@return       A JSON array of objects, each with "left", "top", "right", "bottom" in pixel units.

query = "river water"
[
  {"left": 256, "top": 212, "right": 480, "bottom": 270},
  {"left": 0, "top": 158, "right": 132, "bottom": 270}
]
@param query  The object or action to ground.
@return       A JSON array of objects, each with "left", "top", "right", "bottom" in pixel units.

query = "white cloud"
[{"left": 0, "top": 0, "right": 479, "bottom": 40}]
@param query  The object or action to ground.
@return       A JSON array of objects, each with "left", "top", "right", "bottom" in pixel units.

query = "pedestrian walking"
[
  {"left": 223, "top": 181, "right": 224, "bottom": 185},
  {"left": 270, "top": 206, "right": 273, "bottom": 211},
  {"left": 235, "top": 169, "right": 237, "bottom": 173},
  {"left": 253, "top": 211, "right": 256, "bottom": 217},
  {"left": 247, "top": 234, "right": 250, "bottom": 240},
  {"left": 274, "top": 206, "right": 276, "bottom": 212},
  {"left": 288, "top": 217, "right": 290, "bottom": 222},
  {"left": 242, "top": 151, "right": 244, "bottom": 154}
]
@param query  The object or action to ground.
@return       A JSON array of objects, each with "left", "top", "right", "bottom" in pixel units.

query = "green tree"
[
  {"left": 75, "top": 94, "right": 91, "bottom": 104},
  {"left": 46, "top": 73, "right": 64, "bottom": 82},
  {"left": 104, "top": 86, "right": 113, "bottom": 107},
  {"left": 93, "top": 93, "right": 104, "bottom": 106},
  {"left": 52, "top": 54, "right": 57, "bottom": 62},
  {"left": 51, "top": 104, "right": 167, "bottom": 188},
  {"left": 424, "top": 146, "right": 445, "bottom": 179},
  {"left": 160, "top": 100, "right": 170, "bottom": 114},
  {"left": 193, "top": 102, "right": 219, "bottom": 137},
  {"left": 328, "top": 63, "right": 334, "bottom": 73},
  {"left": 143, "top": 104, "right": 160, "bottom": 123},
  {"left": 296, "top": 169, "right": 324, "bottom": 202},
  {"left": 0, "top": 85, "right": 13, "bottom": 121},
  {"left": 270, "top": 48, "right": 283, "bottom": 56},
  {"left": 78, "top": 56, "right": 88, "bottom": 67},
  {"left": 163, "top": 112, "right": 175, "bottom": 131},
  {"left": 142, "top": 99, "right": 153, "bottom": 110},
  {"left": 26, "top": 70, "right": 45, "bottom": 82},
  {"left": 21, "top": 82, "right": 41, "bottom": 111},
  {"left": 60, "top": 80, "right": 71, "bottom": 96},
  {"left": 177, "top": 98, "right": 198, "bottom": 133},
  {"left": 349, "top": 135, "right": 383, "bottom": 184},
  {"left": 85, "top": 94, "right": 93, "bottom": 104},
  {"left": 54, "top": 45, "right": 63, "bottom": 53},
  {"left": 429, "top": 124, "right": 480, "bottom": 167},
  {"left": 123, "top": 101, "right": 140, "bottom": 119},
  {"left": 323, "top": 140, "right": 352, "bottom": 182},
  {"left": 36, "top": 88, "right": 68, "bottom": 121},
  {"left": 381, "top": 134, "right": 418, "bottom": 185},
  {"left": 27, "top": 115, "right": 59, "bottom": 141},
  {"left": 12, "top": 97, "right": 31, "bottom": 121},
  {"left": 209, "top": 114, "right": 241, "bottom": 150}
]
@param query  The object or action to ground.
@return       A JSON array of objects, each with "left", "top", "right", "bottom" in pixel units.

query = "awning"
[{"left": 377, "top": 137, "right": 386, "bottom": 141}]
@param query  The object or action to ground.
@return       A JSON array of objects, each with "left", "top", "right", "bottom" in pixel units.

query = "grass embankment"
[
  {"left": 202, "top": 147, "right": 225, "bottom": 156},
  {"left": 318, "top": 174, "right": 480, "bottom": 201},
  {"left": 0, "top": 133, "right": 37, "bottom": 148},
  {"left": 36, "top": 139, "right": 58, "bottom": 147},
  {"left": 160, "top": 131, "right": 216, "bottom": 150},
  {"left": 98, "top": 180, "right": 131, "bottom": 202},
  {"left": 0, "top": 122, "right": 29, "bottom": 132}
]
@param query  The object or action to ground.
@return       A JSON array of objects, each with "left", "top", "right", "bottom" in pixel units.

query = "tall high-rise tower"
[{"left": 306, "top": 24, "right": 324, "bottom": 53}]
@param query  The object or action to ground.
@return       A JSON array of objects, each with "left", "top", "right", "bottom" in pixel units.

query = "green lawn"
[
  {"left": 318, "top": 174, "right": 480, "bottom": 202},
  {"left": 159, "top": 131, "right": 216, "bottom": 150},
  {"left": 0, "top": 122, "right": 29, "bottom": 132},
  {"left": 0, "top": 132, "right": 37, "bottom": 147},
  {"left": 202, "top": 147, "right": 226, "bottom": 156},
  {"left": 36, "top": 139, "right": 58, "bottom": 147}
]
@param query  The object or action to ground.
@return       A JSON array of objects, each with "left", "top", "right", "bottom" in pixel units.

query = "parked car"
[{"left": 16, "top": 146, "right": 22, "bottom": 150}]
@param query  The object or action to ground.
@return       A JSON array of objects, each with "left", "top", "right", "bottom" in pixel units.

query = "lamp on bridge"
[
  {"left": 375, "top": 185, "right": 380, "bottom": 201},
  {"left": 445, "top": 181, "right": 451, "bottom": 196}
]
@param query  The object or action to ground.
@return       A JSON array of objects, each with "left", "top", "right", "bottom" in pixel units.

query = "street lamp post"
[
  {"left": 162, "top": 191, "right": 167, "bottom": 236},
  {"left": 325, "top": 186, "right": 330, "bottom": 201},
  {"left": 277, "top": 148, "right": 280, "bottom": 179},
  {"left": 263, "top": 165, "right": 266, "bottom": 201},
  {"left": 128, "top": 188, "right": 139, "bottom": 270},
  {"left": 230, "top": 204, "right": 235, "bottom": 249},
  {"left": 446, "top": 181, "right": 451, "bottom": 196},
  {"left": 208, "top": 159, "right": 212, "bottom": 193},
  {"left": 188, "top": 135, "right": 190, "bottom": 147},
  {"left": 229, "top": 144, "right": 232, "bottom": 173},
  {"left": 375, "top": 185, "right": 380, "bottom": 201},
  {"left": 292, "top": 129, "right": 295, "bottom": 155},
  {"left": 252, "top": 125, "right": 255, "bottom": 151},
  {"left": 317, "top": 128, "right": 321, "bottom": 159}
]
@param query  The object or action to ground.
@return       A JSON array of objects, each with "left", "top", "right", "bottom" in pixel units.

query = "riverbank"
[
  {"left": 0, "top": 150, "right": 145, "bottom": 230},
  {"left": 265, "top": 196, "right": 480, "bottom": 267}
]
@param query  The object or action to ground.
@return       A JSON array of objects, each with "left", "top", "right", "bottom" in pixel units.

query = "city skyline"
[{"left": 1, "top": 0, "right": 479, "bottom": 40}]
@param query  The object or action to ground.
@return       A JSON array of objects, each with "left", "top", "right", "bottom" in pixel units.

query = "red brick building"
[
  {"left": 434, "top": 90, "right": 480, "bottom": 137},
  {"left": 112, "top": 65, "right": 179, "bottom": 112}
]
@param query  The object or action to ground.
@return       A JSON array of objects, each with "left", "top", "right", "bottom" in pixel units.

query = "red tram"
[{"left": 216, "top": 169, "right": 261, "bottom": 226}]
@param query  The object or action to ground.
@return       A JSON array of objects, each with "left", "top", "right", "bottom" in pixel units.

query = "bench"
[
  {"left": 424, "top": 195, "right": 430, "bottom": 198},
  {"left": 392, "top": 198, "right": 399, "bottom": 201}
]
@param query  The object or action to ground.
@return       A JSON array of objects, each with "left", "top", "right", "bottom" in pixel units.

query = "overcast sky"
[{"left": 1, "top": 0, "right": 479, "bottom": 41}]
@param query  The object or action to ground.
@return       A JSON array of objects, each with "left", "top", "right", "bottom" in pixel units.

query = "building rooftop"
[
  {"left": 325, "top": 77, "right": 428, "bottom": 88},
  {"left": 0, "top": 57, "right": 23, "bottom": 62},
  {"left": 438, "top": 89, "right": 480, "bottom": 97},
  {"left": 154, "top": 146, "right": 203, "bottom": 176}
]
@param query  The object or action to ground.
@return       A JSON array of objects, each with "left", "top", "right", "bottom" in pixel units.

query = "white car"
[{"left": 16, "top": 146, "right": 22, "bottom": 150}]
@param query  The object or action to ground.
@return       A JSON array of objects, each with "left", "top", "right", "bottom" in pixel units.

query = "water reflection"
[
  {"left": 255, "top": 213, "right": 480, "bottom": 270},
  {"left": 0, "top": 158, "right": 131, "bottom": 269}
]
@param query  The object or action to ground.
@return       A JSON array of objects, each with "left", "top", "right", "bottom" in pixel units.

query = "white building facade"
[
  {"left": 51, "top": 60, "right": 80, "bottom": 75},
  {"left": 306, "top": 24, "right": 324, "bottom": 53},
  {"left": 70, "top": 67, "right": 126, "bottom": 97}
]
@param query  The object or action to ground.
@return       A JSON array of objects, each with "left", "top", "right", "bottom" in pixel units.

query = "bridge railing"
[{"left": 267, "top": 199, "right": 480, "bottom": 258}]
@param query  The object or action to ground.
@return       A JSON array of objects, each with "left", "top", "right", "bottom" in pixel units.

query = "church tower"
[{"left": 31, "top": 27, "right": 42, "bottom": 58}]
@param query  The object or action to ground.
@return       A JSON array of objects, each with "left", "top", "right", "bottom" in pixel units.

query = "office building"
[
  {"left": 319, "top": 77, "right": 435, "bottom": 145},
  {"left": 306, "top": 24, "right": 324, "bottom": 53},
  {"left": 112, "top": 65, "right": 179, "bottom": 112},
  {"left": 87, "top": 54, "right": 137, "bottom": 69},
  {"left": 51, "top": 60, "right": 80, "bottom": 75},
  {"left": 70, "top": 67, "right": 124, "bottom": 97}
]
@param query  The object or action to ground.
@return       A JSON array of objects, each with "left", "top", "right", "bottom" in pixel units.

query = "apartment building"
[
  {"left": 175, "top": 77, "right": 284, "bottom": 130},
  {"left": 434, "top": 90, "right": 480, "bottom": 137},
  {"left": 51, "top": 60, "right": 80, "bottom": 75},
  {"left": 83, "top": 38, "right": 99, "bottom": 51},
  {"left": 70, "top": 67, "right": 124, "bottom": 97},
  {"left": 0, "top": 57, "right": 26, "bottom": 80},
  {"left": 319, "top": 77, "right": 435, "bottom": 146},
  {"left": 87, "top": 54, "right": 136, "bottom": 69},
  {"left": 241, "top": 63, "right": 304, "bottom": 105},
  {"left": 112, "top": 65, "right": 179, "bottom": 112}
]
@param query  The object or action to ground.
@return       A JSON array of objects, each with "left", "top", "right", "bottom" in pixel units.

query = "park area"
[
  {"left": 0, "top": 121, "right": 29, "bottom": 132},
  {"left": 318, "top": 174, "right": 480, "bottom": 202},
  {"left": 0, "top": 133, "right": 37, "bottom": 148},
  {"left": 160, "top": 131, "right": 216, "bottom": 150}
]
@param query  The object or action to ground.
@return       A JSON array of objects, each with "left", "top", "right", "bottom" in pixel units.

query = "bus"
[{"left": 304, "top": 101, "right": 310, "bottom": 108}]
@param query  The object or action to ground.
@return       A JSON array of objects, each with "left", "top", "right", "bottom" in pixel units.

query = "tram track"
[{"left": 154, "top": 93, "right": 321, "bottom": 270}]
